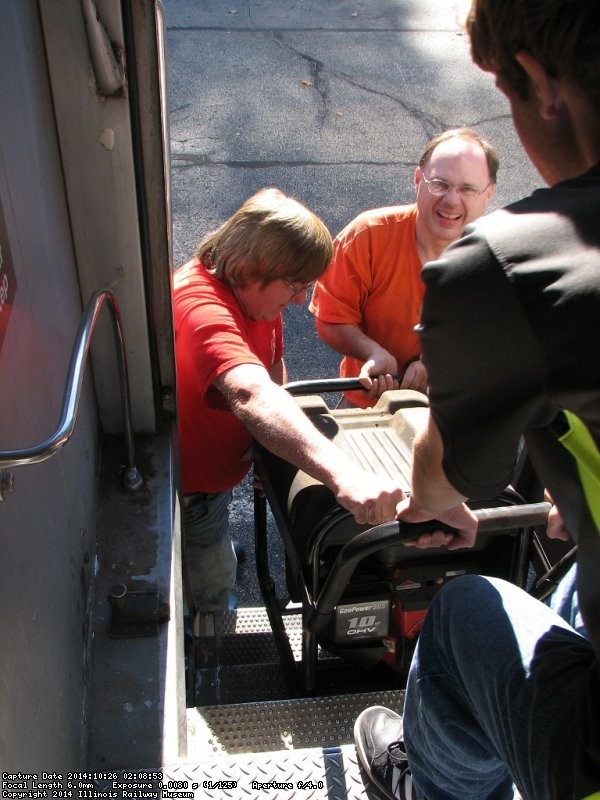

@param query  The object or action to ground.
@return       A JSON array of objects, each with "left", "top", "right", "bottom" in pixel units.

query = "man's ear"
[
  {"left": 414, "top": 165, "right": 422, "bottom": 191},
  {"left": 515, "top": 51, "right": 560, "bottom": 120}
]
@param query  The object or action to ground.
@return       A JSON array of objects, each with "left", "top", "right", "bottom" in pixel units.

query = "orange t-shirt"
[{"left": 310, "top": 205, "right": 423, "bottom": 407}]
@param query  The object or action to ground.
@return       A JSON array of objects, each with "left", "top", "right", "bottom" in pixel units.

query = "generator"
[{"left": 253, "top": 384, "right": 551, "bottom": 694}]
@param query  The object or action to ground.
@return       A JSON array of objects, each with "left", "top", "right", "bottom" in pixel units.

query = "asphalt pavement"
[{"left": 163, "top": 0, "right": 541, "bottom": 606}]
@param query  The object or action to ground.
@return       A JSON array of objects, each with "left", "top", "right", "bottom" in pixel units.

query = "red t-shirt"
[{"left": 173, "top": 258, "right": 283, "bottom": 493}]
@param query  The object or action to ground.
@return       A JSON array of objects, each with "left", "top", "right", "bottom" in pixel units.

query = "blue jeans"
[
  {"left": 549, "top": 563, "right": 587, "bottom": 637},
  {"left": 181, "top": 490, "right": 237, "bottom": 612},
  {"left": 404, "top": 575, "right": 593, "bottom": 800}
]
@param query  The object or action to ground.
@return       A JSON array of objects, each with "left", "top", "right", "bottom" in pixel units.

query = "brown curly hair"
[{"left": 467, "top": 0, "right": 600, "bottom": 107}]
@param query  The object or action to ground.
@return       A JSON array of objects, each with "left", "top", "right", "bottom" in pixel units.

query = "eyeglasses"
[
  {"left": 282, "top": 278, "right": 313, "bottom": 298},
  {"left": 421, "top": 174, "right": 491, "bottom": 198}
]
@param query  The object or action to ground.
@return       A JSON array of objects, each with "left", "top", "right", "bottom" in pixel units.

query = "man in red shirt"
[{"left": 173, "top": 188, "right": 404, "bottom": 612}]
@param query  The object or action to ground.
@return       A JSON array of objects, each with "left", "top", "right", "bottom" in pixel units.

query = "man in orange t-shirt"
[{"left": 310, "top": 129, "right": 497, "bottom": 408}]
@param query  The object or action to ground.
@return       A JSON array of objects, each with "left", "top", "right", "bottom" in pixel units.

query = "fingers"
[
  {"left": 401, "top": 359, "right": 428, "bottom": 392},
  {"left": 359, "top": 355, "right": 400, "bottom": 398},
  {"left": 400, "top": 528, "right": 468, "bottom": 550},
  {"left": 354, "top": 503, "right": 392, "bottom": 525},
  {"left": 358, "top": 367, "right": 375, "bottom": 392},
  {"left": 546, "top": 504, "right": 570, "bottom": 541},
  {"left": 348, "top": 487, "right": 405, "bottom": 525},
  {"left": 394, "top": 497, "right": 477, "bottom": 550},
  {"left": 336, "top": 469, "right": 405, "bottom": 525},
  {"left": 352, "top": 500, "right": 382, "bottom": 525},
  {"left": 354, "top": 503, "right": 381, "bottom": 525},
  {"left": 361, "top": 373, "right": 400, "bottom": 399},
  {"left": 402, "top": 530, "right": 455, "bottom": 549}
]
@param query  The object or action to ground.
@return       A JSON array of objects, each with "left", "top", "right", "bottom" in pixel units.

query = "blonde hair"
[{"left": 196, "top": 188, "right": 333, "bottom": 287}]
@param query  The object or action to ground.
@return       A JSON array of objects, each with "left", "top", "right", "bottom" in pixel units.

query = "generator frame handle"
[
  {"left": 306, "top": 501, "right": 551, "bottom": 636},
  {"left": 283, "top": 377, "right": 370, "bottom": 396}
]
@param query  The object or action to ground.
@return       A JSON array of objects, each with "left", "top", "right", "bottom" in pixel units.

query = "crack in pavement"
[
  {"left": 169, "top": 27, "right": 511, "bottom": 163},
  {"left": 271, "top": 31, "right": 329, "bottom": 129},
  {"left": 170, "top": 154, "right": 416, "bottom": 169}
]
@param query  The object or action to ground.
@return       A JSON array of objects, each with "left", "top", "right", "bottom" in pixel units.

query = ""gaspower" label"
[{"left": 334, "top": 599, "right": 390, "bottom": 642}]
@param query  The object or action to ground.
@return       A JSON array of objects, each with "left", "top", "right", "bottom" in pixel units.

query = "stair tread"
[
  {"left": 161, "top": 744, "right": 376, "bottom": 799},
  {"left": 186, "top": 689, "right": 404, "bottom": 756}
]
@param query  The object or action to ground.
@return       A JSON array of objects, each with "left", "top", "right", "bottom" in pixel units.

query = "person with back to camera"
[
  {"left": 352, "top": 1, "right": 600, "bottom": 798},
  {"left": 309, "top": 128, "right": 497, "bottom": 408},
  {"left": 173, "top": 188, "right": 405, "bottom": 613}
]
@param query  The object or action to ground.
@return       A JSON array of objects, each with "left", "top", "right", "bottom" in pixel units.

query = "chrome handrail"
[{"left": 0, "top": 290, "right": 142, "bottom": 491}]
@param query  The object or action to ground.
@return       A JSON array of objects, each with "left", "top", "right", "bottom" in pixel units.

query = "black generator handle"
[
  {"left": 283, "top": 378, "right": 369, "bottom": 396},
  {"left": 306, "top": 501, "right": 551, "bottom": 636}
]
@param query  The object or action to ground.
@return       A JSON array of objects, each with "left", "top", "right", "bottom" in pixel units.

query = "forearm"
[
  {"left": 218, "top": 364, "right": 355, "bottom": 489},
  {"left": 409, "top": 414, "right": 466, "bottom": 517},
  {"left": 316, "top": 320, "right": 384, "bottom": 362},
  {"left": 241, "top": 390, "right": 343, "bottom": 484},
  {"left": 215, "top": 363, "right": 405, "bottom": 524},
  {"left": 397, "top": 413, "right": 477, "bottom": 550}
]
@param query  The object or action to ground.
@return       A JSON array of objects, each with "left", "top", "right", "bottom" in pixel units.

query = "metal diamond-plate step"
[
  {"left": 190, "top": 608, "right": 404, "bottom": 706},
  {"left": 219, "top": 630, "right": 295, "bottom": 665},
  {"left": 193, "top": 663, "right": 293, "bottom": 705},
  {"left": 212, "top": 606, "right": 302, "bottom": 637},
  {"left": 194, "top": 607, "right": 340, "bottom": 666},
  {"left": 186, "top": 689, "right": 405, "bottom": 757},
  {"left": 91, "top": 745, "right": 384, "bottom": 799},
  {"left": 160, "top": 744, "right": 382, "bottom": 799}
]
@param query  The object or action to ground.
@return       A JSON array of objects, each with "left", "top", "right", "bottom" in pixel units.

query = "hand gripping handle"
[{"left": 306, "top": 502, "right": 551, "bottom": 636}]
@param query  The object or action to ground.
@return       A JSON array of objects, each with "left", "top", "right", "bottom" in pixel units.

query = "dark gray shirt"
[{"left": 419, "top": 166, "right": 600, "bottom": 797}]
